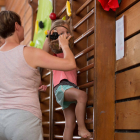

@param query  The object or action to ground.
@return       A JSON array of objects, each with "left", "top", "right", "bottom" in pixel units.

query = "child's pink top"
[{"left": 53, "top": 53, "right": 77, "bottom": 87}]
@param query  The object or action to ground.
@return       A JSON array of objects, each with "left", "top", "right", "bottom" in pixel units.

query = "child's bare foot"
[{"left": 78, "top": 128, "right": 92, "bottom": 139}]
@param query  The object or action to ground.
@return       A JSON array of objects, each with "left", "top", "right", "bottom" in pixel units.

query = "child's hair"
[
  {"left": 0, "top": 11, "right": 21, "bottom": 39},
  {"left": 51, "top": 19, "right": 72, "bottom": 35},
  {"left": 48, "top": 19, "right": 74, "bottom": 54}
]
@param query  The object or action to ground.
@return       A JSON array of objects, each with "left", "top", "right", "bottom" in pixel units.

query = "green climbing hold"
[{"left": 62, "top": 15, "right": 66, "bottom": 21}]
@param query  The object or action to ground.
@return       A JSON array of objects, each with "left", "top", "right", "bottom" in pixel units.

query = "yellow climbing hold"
[
  {"left": 66, "top": 1, "right": 71, "bottom": 17},
  {"left": 44, "top": 30, "right": 48, "bottom": 35},
  {"left": 35, "top": 20, "right": 39, "bottom": 34}
]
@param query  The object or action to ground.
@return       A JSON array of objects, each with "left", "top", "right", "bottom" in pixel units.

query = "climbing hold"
[
  {"left": 66, "top": 1, "right": 71, "bottom": 17},
  {"left": 39, "top": 21, "right": 44, "bottom": 29},
  {"left": 62, "top": 15, "right": 66, "bottom": 21},
  {"left": 35, "top": 20, "right": 39, "bottom": 34},
  {"left": 44, "top": 30, "right": 48, "bottom": 35},
  {"left": 49, "top": 13, "right": 56, "bottom": 20},
  {"left": 29, "top": 41, "right": 35, "bottom": 47}
]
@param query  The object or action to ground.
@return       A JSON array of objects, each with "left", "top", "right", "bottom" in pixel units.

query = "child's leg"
[
  {"left": 63, "top": 103, "right": 76, "bottom": 140},
  {"left": 64, "top": 88, "right": 92, "bottom": 138}
]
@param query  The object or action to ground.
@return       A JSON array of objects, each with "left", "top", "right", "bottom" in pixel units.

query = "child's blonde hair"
[
  {"left": 51, "top": 19, "right": 72, "bottom": 35},
  {"left": 48, "top": 19, "right": 74, "bottom": 54}
]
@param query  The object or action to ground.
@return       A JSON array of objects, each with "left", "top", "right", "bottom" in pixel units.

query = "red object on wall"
[
  {"left": 49, "top": 13, "right": 56, "bottom": 20},
  {"left": 98, "top": 0, "right": 119, "bottom": 11}
]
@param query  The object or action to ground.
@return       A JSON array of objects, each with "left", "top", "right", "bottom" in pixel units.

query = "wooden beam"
[
  {"left": 94, "top": 0, "right": 115, "bottom": 140},
  {"left": 116, "top": 67, "right": 140, "bottom": 100},
  {"left": 76, "top": 0, "right": 93, "bottom": 15},
  {"left": 115, "top": 133, "right": 140, "bottom": 140},
  {"left": 0, "top": 0, "right": 5, "bottom": 6},
  {"left": 116, "top": 34, "right": 140, "bottom": 71},
  {"left": 116, "top": 100, "right": 140, "bottom": 129},
  {"left": 116, "top": 2, "right": 140, "bottom": 39}
]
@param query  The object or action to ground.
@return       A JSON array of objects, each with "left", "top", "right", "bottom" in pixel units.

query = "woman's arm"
[{"left": 24, "top": 34, "right": 76, "bottom": 71}]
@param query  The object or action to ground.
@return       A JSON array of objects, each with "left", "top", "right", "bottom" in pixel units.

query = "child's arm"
[
  {"left": 43, "top": 31, "right": 54, "bottom": 55},
  {"left": 76, "top": 66, "right": 80, "bottom": 71},
  {"left": 43, "top": 36, "right": 50, "bottom": 53},
  {"left": 38, "top": 81, "right": 47, "bottom": 91}
]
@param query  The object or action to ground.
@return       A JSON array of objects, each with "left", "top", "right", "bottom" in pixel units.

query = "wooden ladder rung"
[
  {"left": 28, "top": 0, "right": 38, "bottom": 12},
  {"left": 74, "top": 27, "right": 94, "bottom": 44},
  {"left": 77, "top": 63, "right": 94, "bottom": 74},
  {"left": 79, "top": 81, "right": 94, "bottom": 89},
  {"left": 57, "top": 5, "right": 66, "bottom": 18},
  {"left": 85, "top": 119, "right": 93, "bottom": 124},
  {"left": 42, "top": 71, "right": 51, "bottom": 79},
  {"left": 73, "top": 9, "right": 94, "bottom": 30},
  {"left": 42, "top": 121, "right": 50, "bottom": 125},
  {"left": 54, "top": 135, "right": 93, "bottom": 139},
  {"left": 47, "top": 84, "right": 51, "bottom": 87},
  {"left": 87, "top": 99, "right": 94, "bottom": 106},
  {"left": 43, "top": 134, "right": 49, "bottom": 137},
  {"left": 75, "top": 44, "right": 94, "bottom": 59},
  {"left": 55, "top": 107, "right": 62, "bottom": 111},
  {"left": 28, "top": 0, "right": 38, "bottom": 6},
  {"left": 42, "top": 109, "right": 50, "bottom": 113},
  {"left": 67, "top": 18, "right": 70, "bottom": 23},
  {"left": 76, "top": 0, "right": 93, "bottom": 15},
  {"left": 41, "top": 96, "right": 50, "bottom": 102},
  {"left": 54, "top": 119, "right": 93, "bottom": 126},
  {"left": 54, "top": 135, "right": 63, "bottom": 139},
  {"left": 54, "top": 121, "right": 65, "bottom": 125},
  {"left": 36, "top": 7, "right": 38, "bottom": 12}
]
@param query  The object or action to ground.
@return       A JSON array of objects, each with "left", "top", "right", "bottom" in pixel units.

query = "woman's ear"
[{"left": 15, "top": 22, "right": 20, "bottom": 31}]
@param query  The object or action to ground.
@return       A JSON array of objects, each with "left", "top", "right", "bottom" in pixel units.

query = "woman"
[
  {"left": 0, "top": 11, "right": 76, "bottom": 140},
  {"left": 0, "top": 36, "right": 5, "bottom": 47}
]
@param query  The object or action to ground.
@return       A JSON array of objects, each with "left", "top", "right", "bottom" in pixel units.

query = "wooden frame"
[{"left": 94, "top": 0, "right": 115, "bottom": 140}]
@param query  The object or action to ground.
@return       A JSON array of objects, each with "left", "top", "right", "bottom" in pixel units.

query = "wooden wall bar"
[
  {"left": 116, "top": 34, "right": 140, "bottom": 71},
  {"left": 116, "top": 2, "right": 140, "bottom": 39},
  {"left": 115, "top": 1, "right": 140, "bottom": 140},
  {"left": 5, "top": 0, "right": 33, "bottom": 46},
  {"left": 116, "top": 100, "right": 140, "bottom": 129},
  {"left": 116, "top": 67, "right": 140, "bottom": 100},
  {"left": 115, "top": 133, "right": 140, "bottom": 140},
  {"left": 116, "top": 0, "right": 139, "bottom": 16},
  {"left": 0, "top": 0, "right": 5, "bottom": 6},
  {"left": 52, "top": 0, "right": 95, "bottom": 139},
  {"left": 0, "top": 0, "right": 5, "bottom": 11},
  {"left": 94, "top": 1, "right": 115, "bottom": 140}
]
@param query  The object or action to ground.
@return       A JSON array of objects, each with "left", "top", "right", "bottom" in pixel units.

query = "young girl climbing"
[{"left": 43, "top": 19, "right": 92, "bottom": 140}]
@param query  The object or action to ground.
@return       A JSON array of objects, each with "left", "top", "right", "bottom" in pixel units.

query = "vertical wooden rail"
[
  {"left": 28, "top": 0, "right": 38, "bottom": 40},
  {"left": 49, "top": 71, "right": 54, "bottom": 140},
  {"left": 52, "top": 0, "right": 95, "bottom": 139},
  {"left": 94, "top": 0, "right": 115, "bottom": 140},
  {"left": 50, "top": 1, "right": 55, "bottom": 140}
]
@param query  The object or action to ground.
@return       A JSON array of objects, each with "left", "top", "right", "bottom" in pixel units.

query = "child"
[{"left": 43, "top": 19, "right": 92, "bottom": 139}]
